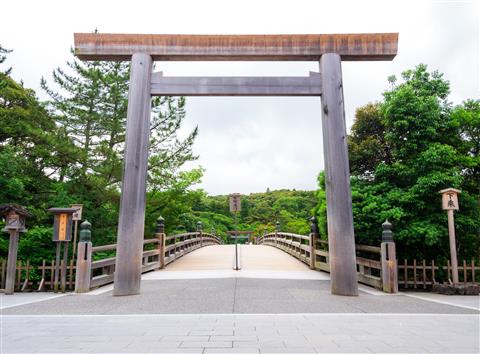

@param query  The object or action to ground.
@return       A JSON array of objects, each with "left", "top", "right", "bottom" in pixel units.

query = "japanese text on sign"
[
  {"left": 229, "top": 193, "right": 241, "bottom": 213},
  {"left": 442, "top": 192, "right": 459, "bottom": 211}
]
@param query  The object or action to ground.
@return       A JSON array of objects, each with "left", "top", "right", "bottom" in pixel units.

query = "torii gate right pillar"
[{"left": 320, "top": 53, "right": 359, "bottom": 296}]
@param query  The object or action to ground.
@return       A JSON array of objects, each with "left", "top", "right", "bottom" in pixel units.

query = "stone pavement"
[
  {"left": 2, "top": 279, "right": 478, "bottom": 315},
  {"left": 2, "top": 313, "right": 478, "bottom": 353},
  {"left": 1, "top": 245, "right": 479, "bottom": 353}
]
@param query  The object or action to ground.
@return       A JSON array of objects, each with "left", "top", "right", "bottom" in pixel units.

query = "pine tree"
[
  {"left": 41, "top": 52, "right": 198, "bottom": 190},
  {"left": 0, "top": 44, "right": 12, "bottom": 75},
  {"left": 41, "top": 52, "right": 104, "bottom": 180}
]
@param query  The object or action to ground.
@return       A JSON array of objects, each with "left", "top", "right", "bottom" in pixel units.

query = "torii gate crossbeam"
[{"left": 73, "top": 33, "right": 398, "bottom": 297}]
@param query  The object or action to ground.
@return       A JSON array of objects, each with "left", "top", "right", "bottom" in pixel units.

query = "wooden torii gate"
[{"left": 74, "top": 33, "right": 398, "bottom": 297}]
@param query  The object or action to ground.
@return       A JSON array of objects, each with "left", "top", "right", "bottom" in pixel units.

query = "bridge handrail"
[
  {"left": 256, "top": 226, "right": 391, "bottom": 292},
  {"left": 77, "top": 223, "right": 223, "bottom": 292}
]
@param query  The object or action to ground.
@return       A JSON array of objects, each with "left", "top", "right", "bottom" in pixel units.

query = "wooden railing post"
[
  {"left": 197, "top": 221, "right": 203, "bottom": 248},
  {"left": 309, "top": 217, "right": 319, "bottom": 270},
  {"left": 275, "top": 221, "right": 280, "bottom": 247},
  {"left": 75, "top": 221, "right": 92, "bottom": 293},
  {"left": 156, "top": 216, "right": 166, "bottom": 269},
  {"left": 381, "top": 220, "right": 398, "bottom": 293}
]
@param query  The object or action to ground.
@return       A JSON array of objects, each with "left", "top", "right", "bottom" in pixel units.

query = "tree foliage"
[
  {"left": 0, "top": 45, "right": 199, "bottom": 261},
  {"left": 188, "top": 189, "right": 317, "bottom": 242},
  {"left": 320, "top": 64, "right": 480, "bottom": 261}
]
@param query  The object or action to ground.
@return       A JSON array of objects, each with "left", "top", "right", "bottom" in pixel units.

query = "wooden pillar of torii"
[{"left": 74, "top": 33, "right": 398, "bottom": 296}]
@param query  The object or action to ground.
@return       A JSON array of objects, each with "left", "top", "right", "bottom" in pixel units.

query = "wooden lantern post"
[
  {"left": 439, "top": 188, "right": 461, "bottom": 284},
  {"left": 0, "top": 204, "right": 30, "bottom": 295},
  {"left": 48, "top": 208, "right": 76, "bottom": 293}
]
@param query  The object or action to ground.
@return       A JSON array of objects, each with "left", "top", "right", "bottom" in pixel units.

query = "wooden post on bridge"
[
  {"left": 309, "top": 217, "right": 319, "bottom": 270},
  {"left": 380, "top": 220, "right": 398, "bottom": 293},
  {"left": 75, "top": 221, "right": 92, "bottom": 293},
  {"left": 320, "top": 53, "right": 358, "bottom": 296},
  {"left": 156, "top": 216, "right": 166, "bottom": 269},
  {"left": 275, "top": 221, "right": 280, "bottom": 247},
  {"left": 197, "top": 221, "right": 203, "bottom": 248},
  {"left": 113, "top": 53, "right": 153, "bottom": 296}
]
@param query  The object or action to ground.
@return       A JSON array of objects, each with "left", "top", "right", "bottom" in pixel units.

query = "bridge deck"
[{"left": 164, "top": 245, "right": 309, "bottom": 271}]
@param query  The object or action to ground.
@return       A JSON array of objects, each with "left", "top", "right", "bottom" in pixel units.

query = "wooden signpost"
[
  {"left": 439, "top": 188, "right": 461, "bottom": 284},
  {"left": 73, "top": 32, "right": 398, "bottom": 296},
  {"left": 0, "top": 204, "right": 30, "bottom": 295},
  {"left": 229, "top": 193, "right": 241, "bottom": 213},
  {"left": 48, "top": 208, "right": 76, "bottom": 293},
  {"left": 229, "top": 193, "right": 242, "bottom": 270},
  {"left": 70, "top": 204, "right": 83, "bottom": 260}
]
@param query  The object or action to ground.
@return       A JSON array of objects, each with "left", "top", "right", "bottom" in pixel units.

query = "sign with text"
[
  {"left": 440, "top": 188, "right": 460, "bottom": 211},
  {"left": 48, "top": 208, "right": 76, "bottom": 242},
  {"left": 229, "top": 193, "right": 241, "bottom": 213},
  {"left": 70, "top": 204, "right": 83, "bottom": 221},
  {"left": 52, "top": 213, "right": 73, "bottom": 242}
]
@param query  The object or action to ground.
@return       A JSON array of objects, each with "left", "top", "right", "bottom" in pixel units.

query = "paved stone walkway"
[
  {"left": 3, "top": 279, "right": 477, "bottom": 315},
  {"left": 3, "top": 313, "right": 478, "bottom": 353},
  {"left": 1, "top": 245, "right": 479, "bottom": 353}
]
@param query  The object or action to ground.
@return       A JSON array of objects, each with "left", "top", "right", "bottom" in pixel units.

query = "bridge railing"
[
  {"left": 256, "top": 220, "right": 397, "bottom": 293},
  {"left": 164, "top": 231, "right": 223, "bottom": 266},
  {"left": 75, "top": 217, "right": 223, "bottom": 292}
]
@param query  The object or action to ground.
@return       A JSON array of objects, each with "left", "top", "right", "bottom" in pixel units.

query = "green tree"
[
  {"left": 40, "top": 49, "right": 199, "bottom": 245},
  {"left": 0, "top": 72, "right": 78, "bottom": 217},
  {"left": 0, "top": 65, "right": 79, "bottom": 260},
  {"left": 348, "top": 103, "right": 391, "bottom": 179},
  {"left": 451, "top": 100, "right": 480, "bottom": 195},
  {"left": 42, "top": 53, "right": 199, "bottom": 189},
  {"left": 0, "top": 44, "right": 12, "bottom": 75},
  {"left": 329, "top": 64, "right": 480, "bottom": 260}
]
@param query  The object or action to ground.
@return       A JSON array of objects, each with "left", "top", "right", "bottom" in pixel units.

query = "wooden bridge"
[
  {"left": 5, "top": 220, "right": 478, "bottom": 294},
  {"left": 72, "top": 217, "right": 399, "bottom": 294},
  {"left": 162, "top": 245, "right": 311, "bottom": 272}
]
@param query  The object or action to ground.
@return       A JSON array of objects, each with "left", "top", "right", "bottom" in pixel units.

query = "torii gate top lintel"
[{"left": 74, "top": 33, "right": 398, "bottom": 61}]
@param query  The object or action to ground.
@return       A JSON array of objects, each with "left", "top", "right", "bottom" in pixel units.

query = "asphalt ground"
[{"left": 3, "top": 278, "right": 478, "bottom": 315}]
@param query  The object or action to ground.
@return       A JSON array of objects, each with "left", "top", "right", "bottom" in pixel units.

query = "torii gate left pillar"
[
  {"left": 113, "top": 53, "right": 152, "bottom": 296},
  {"left": 74, "top": 33, "right": 398, "bottom": 296}
]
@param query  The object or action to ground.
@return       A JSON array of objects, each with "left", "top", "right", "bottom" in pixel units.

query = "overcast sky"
[{"left": 1, "top": 0, "right": 479, "bottom": 195}]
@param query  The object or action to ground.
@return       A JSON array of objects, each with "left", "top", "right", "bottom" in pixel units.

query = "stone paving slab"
[
  {"left": 3, "top": 279, "right": 478, "bottom": 315},
  {"left": 1, "top": 314, "right": 478, "bottom": 353}
]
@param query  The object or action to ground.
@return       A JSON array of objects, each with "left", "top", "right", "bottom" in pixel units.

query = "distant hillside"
[{"left": 183, "top": 189, "right": 317, "bottom": 242}]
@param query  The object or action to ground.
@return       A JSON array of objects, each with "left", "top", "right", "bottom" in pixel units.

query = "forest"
[{"left": 1, "top": 43, "right": 479, "bottom": 265}]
